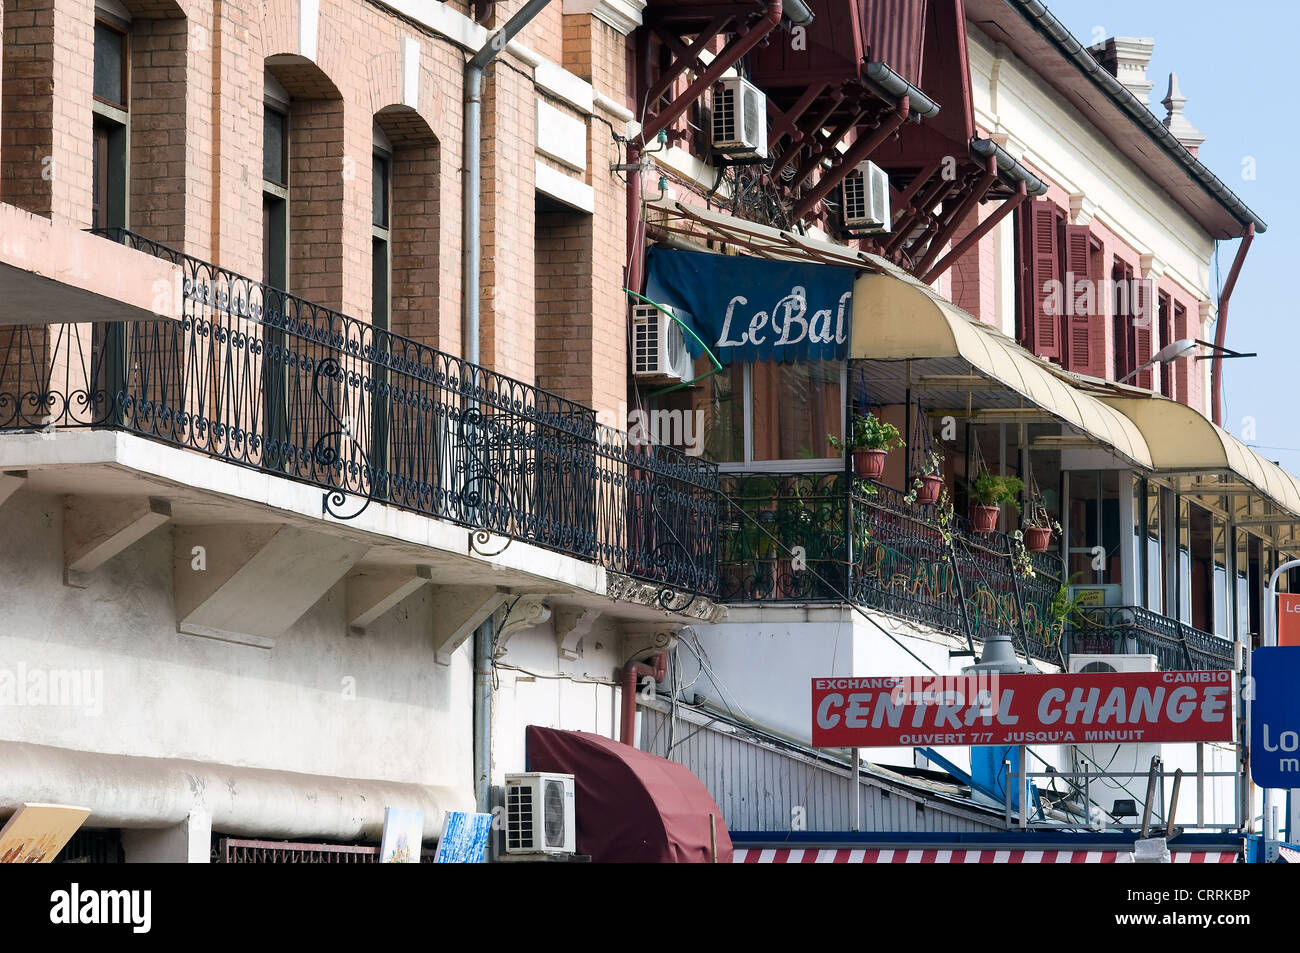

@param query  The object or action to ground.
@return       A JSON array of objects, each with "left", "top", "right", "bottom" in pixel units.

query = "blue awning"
[{"left": 644, "top": 247, "right": 858, "bottom": 364}]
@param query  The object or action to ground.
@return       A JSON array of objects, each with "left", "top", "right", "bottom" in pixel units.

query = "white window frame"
[{"left": 717, "top": 361, "right": 847, "bottom": 474}]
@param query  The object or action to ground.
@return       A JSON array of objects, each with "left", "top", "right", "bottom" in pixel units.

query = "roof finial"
[{"left": 1162, "top": 71, "right": 1206, "bottom": 155}]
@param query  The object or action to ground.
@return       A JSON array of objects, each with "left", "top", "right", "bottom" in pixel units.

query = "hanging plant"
[
  {"left": 903, "top": 449, "right": 945, "bottom": 506},
  {"left": 1022, "top": 500, "right": 1062, "bottom": 554},
  {"left": 828, "top": 412, "right": 904, "bottom": 480},
  {"left": 968, "top": 470, "right": 1023, "bottom": 532}
]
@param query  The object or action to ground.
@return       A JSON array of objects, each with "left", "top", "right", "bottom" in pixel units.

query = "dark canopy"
[{"left": 525, "top": 726, "right": 733, "bottom": 863}]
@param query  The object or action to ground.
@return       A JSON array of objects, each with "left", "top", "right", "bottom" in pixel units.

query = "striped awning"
[{"left": 734, "top": 847, "right": 1237, "bottom": 863}]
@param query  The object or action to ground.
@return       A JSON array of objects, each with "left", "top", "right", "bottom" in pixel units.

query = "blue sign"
[
  {"left": 644, "top": 247, "right": 857, "bottom": 364},
  {"left": 1251, "top": 647, "right": 1300, "bottom": 788},
  {"left": 433, "top": 810, "right": 493, "bottom": 863}
]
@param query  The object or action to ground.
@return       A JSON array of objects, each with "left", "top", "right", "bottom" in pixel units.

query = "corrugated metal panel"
[
  {"left": 641, "top": 706, "right": 1002, "bottom": 834},
  {"left": 865, "top": 0, "right": 929, "bottom": 86}
]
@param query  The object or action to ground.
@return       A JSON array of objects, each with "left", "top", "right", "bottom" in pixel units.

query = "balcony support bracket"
[
  {"left": 0, "top": 470, "right": 28, "bottom": 510},
  {"left": 431, "top": 586, "right": 511, "bottom": 665},
  {"left": 347, "top": 565, "right": 434, "bottom": 635},
  {"left": 173, "top": 524, "right": 369, "bottom": 649},
  {"left": 63, "top": 495, "right": 172, "bottom": 588},
  {"left": 554, "top": 606, "right": 603, "bottom": 660}
]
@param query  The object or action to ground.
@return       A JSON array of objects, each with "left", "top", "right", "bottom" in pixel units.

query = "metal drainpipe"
[
  {"left": 1211, "top": 224, "right": 1255, "bottom": 427},
  {"left": 463, "top": 0, "right": 555, "bottom": 815}
]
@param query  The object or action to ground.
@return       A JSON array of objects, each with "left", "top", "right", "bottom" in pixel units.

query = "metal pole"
[
  {"left": 1166, "top": 769, "right": 1184, "bottom": 838},
  {"left": 473, "top": 617, "right": 494, "bottom": 813},
  {"left": 463, "top": 0, "right": 554, "bottom": 364},
  {"left": 1140, "top": 756, "right": 1161, "bottom": 838},
  {"left": 1083, "top": 764, "right": 1091, "bottom": 827},
  {"left": 461, "top": 0, "right": 554, "bottom": 823},
  {"left": 1019, "top": 745, "right": 1028, "bottom": 830},
  {"left": 1004, "top": 759, "right": 1013, "bottom": 829},
  {"left": 1197, "top": 743, "right": 1205, "bottom": 829},
  {"left": 851, "top": 748, "right": 861, "bottom": 832}
]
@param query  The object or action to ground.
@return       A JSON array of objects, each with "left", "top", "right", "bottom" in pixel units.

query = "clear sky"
[{"left": 1038, "top": 0, "right": 1297, "bottom": 473}]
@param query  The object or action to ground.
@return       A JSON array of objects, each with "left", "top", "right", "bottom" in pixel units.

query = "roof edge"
[{"left": 1004, "top": 0, "right": 1266, "bottom": 235}]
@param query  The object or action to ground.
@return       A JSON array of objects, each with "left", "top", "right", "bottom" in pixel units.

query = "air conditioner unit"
[
  {"left": 841, "top": 161, "right": 892, "bottom": 232},
  {"left": 1065, "top": 654, "right": 1162, "bottom": 825},
  {"left": 711, "top": 76, "right": 768, "bottom": 159},
  {"left": 632, "top": 302, "right": 693, "bottom": 382},
  {"left": 504, "top": 772, "right": 576, "bottom": 856},
  {"left": 1069, "top": 653, "right": 1159, "bottom": 674}
]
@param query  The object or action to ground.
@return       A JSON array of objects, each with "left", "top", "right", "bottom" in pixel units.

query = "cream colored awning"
[
  {"left": 851, "top": 272, "right": 1154, "bottom": 469},
  {"left": 1102, "top": 395, "right": 1300, "bottom": 522}
]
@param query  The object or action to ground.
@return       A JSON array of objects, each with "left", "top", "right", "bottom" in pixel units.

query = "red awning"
[{"left": 525, "top": 726, "right": 732, "bottom": 863}]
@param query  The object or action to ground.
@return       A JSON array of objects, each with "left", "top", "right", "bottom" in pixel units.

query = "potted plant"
[
  {"left": 828, "top": 412, "right": 904, "bottom": 480},
  {"left": 968, "top": 470, "right": 1023, "bottom": 532},
  {"left": 903, "top": 449, "right": 944, "bottom": 507},
  {"left": 1022, "top": 501, "right": 1062, "bottom": 554}
]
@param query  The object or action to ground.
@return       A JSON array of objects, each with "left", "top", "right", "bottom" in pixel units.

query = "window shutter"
[
  {"left": 1063, "top": 224, "right": 1101, "bottom": 376},
  {"left": 1026, "top": 201, "right": 1061, "bottom": 360},
  {"left": 1134, "top": 278, "right": 1154, "bottom": 389},
  {"left": 1173, "top": 302, "right": 1190, "bottom": 404}
]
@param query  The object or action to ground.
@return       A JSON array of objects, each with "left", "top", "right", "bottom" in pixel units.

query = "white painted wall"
[
  {"left": 491, "top": 620, "right": 625, "bottom": 781},
  {"left": 0, "top": 492, "right": 473, "bottom": 805}
]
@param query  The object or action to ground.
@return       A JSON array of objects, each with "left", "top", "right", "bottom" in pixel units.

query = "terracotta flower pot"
[
  {"left": 852, "top": 449, "right": 888, "bottom": 479},
  {"left": 970, "top": 504, "right": 1000, "bottom": 533},
  {"left": 915, "top": 474, "right": 943, "bottom": 506},
  {"left": 1023, "top": 526, "right": 1053, "bottom": 553}
]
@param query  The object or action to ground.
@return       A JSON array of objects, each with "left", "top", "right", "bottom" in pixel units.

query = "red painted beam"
[
  {"left": 769, "top": 89, "right": 846, "bottom": 178},
  {"left": 912, "top": 156, "right": 997, "bottom": 278},
  {"left": 637, "top": 1, "right": 785, "bottom": 146},
  {"left": 920, "top": 180, "right": 1027, "bottom": 285},
  {"left": 884, "top": 171, "right": 955, "bottom": 257},
  {"left": 789, "top": 106, "right": 869, "bottom": 190},
  {"left": 791, "top": 96, "right": 910, "bottom": 221},
  {"left": 1211, "top": 223, "right": 1255, "bottom": 427},
  {"left": 767, "top": 83, "right": 827, "bottom": 151},
  {"left": 641, "top": 14, "right": 733, "bottom": 115}
]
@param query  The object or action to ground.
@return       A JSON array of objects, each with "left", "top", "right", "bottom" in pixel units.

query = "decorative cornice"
[
  {"left": 1069, "top": 192, "right": 1096, "bottom": 226},
  {"left": 1139, "top": 252, "right": 1166, "bottom": 281},
  {"left": 563, "top": 0, "right": 646, "bottom": 36}
]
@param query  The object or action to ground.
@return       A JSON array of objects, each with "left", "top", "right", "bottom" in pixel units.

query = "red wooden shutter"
[
  {"left": 1173, "top": 302, "right": 1190, "bottom": 405},
  {"left": 1027, "top": 201, "right": 1062, "bottom": 360},
  {"left": 1133, "top": 278, "right": 1154, "bottom": 389},
  {"left": 1063, "top": 224, "right": 1101, "bottom": 376}
]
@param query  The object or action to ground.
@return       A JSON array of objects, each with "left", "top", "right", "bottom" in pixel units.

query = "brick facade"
[{"left": 0, "top": 0, "right": 631, "bottom": 417}]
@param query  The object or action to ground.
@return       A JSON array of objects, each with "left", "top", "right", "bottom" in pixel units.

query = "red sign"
[
  {"left": 811, "top": 671, "right": 1235, "bottom": 748},
  {"left": 1278, "top": 593, "right": 1300, "bottom": 647}
]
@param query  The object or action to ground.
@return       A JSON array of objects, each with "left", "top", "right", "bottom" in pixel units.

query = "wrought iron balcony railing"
[
  {"left": 1066, "top": 605, "right": 1235, "bottom": 671},
  {"left": 0, "top": 228, "right": 719, "bottom": 600},
  {"left": 715, "top": 471, "right": 1236, "bottom": 670},
  {"left": 717, "top": 472, "right": 1065, "bottom": 666}
]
